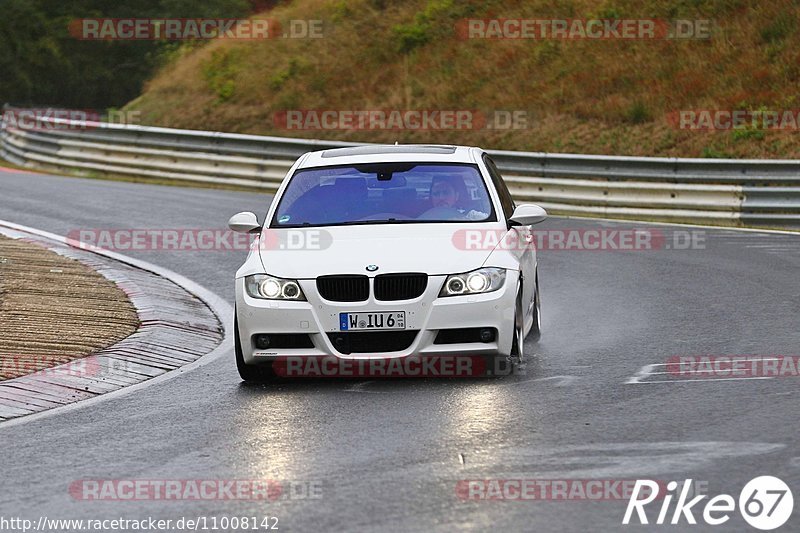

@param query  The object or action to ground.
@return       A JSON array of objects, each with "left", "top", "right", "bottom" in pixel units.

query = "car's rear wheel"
[{"left": 235, "top": 314, "right": 278, "bottom": 382}]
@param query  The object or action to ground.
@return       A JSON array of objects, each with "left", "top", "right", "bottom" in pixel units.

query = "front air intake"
[
  {"left": 316, "top": 275, "right": 369, "bottom": 302},
  {"left": 374, "top": 273, "right": 427, "bottom": 301}
]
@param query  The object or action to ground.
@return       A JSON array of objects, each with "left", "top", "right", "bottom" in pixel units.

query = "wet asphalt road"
[{"left": 1, "top": 170, "right": 799, "bottom": 532}]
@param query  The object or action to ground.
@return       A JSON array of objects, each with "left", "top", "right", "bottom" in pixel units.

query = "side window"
[{"left": 483, "top": 155, "right": 515, "bottom": 220}]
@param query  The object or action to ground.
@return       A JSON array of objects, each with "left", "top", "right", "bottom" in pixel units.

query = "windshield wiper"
[
  {"left": 277, "top": 219, "right": 416, "bottom": 228},
  {"left": 340, "top": 218, "right": 409, "bottom": 225}
]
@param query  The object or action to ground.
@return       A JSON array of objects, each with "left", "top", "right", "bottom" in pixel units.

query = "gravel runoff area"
[{"left": 0, "top": 235, "right": 139, "bottom": 380}]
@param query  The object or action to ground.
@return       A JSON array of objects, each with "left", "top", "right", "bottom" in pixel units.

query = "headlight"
[
  {"left": 245, "top": 274, "right": 306, "bottom": 301},
  {"left": 439, "top": 268, "right": 505, "bottom": 297}
]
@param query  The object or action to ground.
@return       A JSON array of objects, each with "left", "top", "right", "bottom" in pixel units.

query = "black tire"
[
  {"left": 528, "top": 269, "right": 542, "bottom": 342},
  {"left": 235, "top": 315, "right": 278, "bottom": 382},
  {"left": 490, "top": 282, "right": 523, "bottom": 377},
  {"left": 511, "top": 282, "right": 525, "bottom": 363}
]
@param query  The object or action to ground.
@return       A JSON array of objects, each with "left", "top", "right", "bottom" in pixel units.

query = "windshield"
[{"left": 271, "top": 163, "right": 496, "bottom": 227}]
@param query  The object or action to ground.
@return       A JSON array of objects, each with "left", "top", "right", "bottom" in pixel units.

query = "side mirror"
[
  {"left": 508, "top": 204, "right": 548, "bottom": 227},
  {"left": 228, "top": 212, "right": 262, "bottom": 233}
]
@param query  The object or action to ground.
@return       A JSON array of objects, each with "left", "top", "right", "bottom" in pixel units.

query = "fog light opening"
[
  {"left": 479, "top": 328, "right": 495, "bottom": 343},
  {"left": 255, "top": 335, "right": 271, "bottom": 349}
]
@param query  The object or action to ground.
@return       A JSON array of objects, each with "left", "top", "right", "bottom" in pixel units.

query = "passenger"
[
  {"left": 430, "top": 177, "right": 460, "bottom": 209},
  {"left": 428, "top": 176, "right": 488, "bottom": 220}
]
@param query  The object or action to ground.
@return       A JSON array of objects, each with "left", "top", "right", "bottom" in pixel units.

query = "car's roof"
[{"left": 297, "top": 145, "right": 481, "bottom": 168}]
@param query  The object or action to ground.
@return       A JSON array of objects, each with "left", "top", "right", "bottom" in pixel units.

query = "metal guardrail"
[{"left": 2, "top": 108, "right": 799, "bottom": 229}]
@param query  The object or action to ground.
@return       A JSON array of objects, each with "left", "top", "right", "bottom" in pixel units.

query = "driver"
[
  {"left": 430, "top": 178, "right": 459, "bottom": 208},
  {"left": 428, "top": 175, "right": 488, "bottom": 220}
]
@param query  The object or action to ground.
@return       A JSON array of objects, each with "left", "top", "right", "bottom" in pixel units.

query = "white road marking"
[
  {"left": 630, "top": 377, "right": 774, "bottom": 384},
  {"left": 641, "top": 358, "right": 782, "bottom": 368},
  {"left": 626, "top": 364, "right": 659, "bottom": 384},
  {"left": 646, "top": 368, "right": 777, "bottom": 376},
  {"left": 626, "top": 358, "right": 789, "bottom": 384}
]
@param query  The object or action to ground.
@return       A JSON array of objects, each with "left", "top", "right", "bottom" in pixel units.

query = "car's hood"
[{"left": 258, "top": 223, "right": 504, "bottom": 278}]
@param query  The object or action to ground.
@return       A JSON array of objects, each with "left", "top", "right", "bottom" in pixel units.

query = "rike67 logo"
[{"left": 623, "top": 477, "right": 793, "bottom": 530}]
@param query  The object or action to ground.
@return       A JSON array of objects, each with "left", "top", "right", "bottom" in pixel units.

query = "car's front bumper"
[{"left": 235, "top": 271, "right": 519, "bottom": 365}]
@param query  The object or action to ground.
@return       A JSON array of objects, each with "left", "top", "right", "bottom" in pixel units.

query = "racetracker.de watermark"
[
  {"left": 66, "top": 229, "right": 333, "bottom": 252},
  {"left": 457, "top": 479, "right": 674, "bottom": 501},
  {"left": 1, "top": 108, "right": 140, "bottom": 131},
  {"left": 273, "top": 110, "right": 531, "bottom": 131},
  {"left": 267, "top": 355, "right": 513, "bottom": 378},
  {"left": 0, "top": 357, "right": 137, "bottom": 380},
  {"left": 670, "top": 110, "right": 800, "bottom": 131},
  {"left": 457, "top": 19, "right": 712, "bottom": 40},
  {"left": 666, "top": 355, "right": 800, "bottom": 379},
  {"left": 452, "top": 229, "right": 706, "bottom": 251},
  {"left": 69, "top": 18, "right": 324, "bottom": 40},
  {"left": 69, "top": 479, "right": 322, "bottom": 501}
]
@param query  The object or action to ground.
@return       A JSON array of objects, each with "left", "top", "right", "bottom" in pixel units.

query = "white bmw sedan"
[{"left": 228, "top": 145, "right": 547, "bottom": 381}]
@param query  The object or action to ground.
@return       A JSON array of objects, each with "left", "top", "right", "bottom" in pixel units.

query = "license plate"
[{"left": 340, "top": 312, "right": 405, "bottom": 331}]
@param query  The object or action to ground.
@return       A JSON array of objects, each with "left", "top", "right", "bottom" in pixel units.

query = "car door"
[{"left": 483, "top": 154, "right": 536, "bottom": 321}]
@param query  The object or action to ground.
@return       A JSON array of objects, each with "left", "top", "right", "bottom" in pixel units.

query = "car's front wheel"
[
  {"left": 528, "top": 269, "right": 542, "bottom": 342},
  {"left": 235, "top": 314, "right": 278, "bottom": 382},
  {"left": 511, "top": 281, "right": 525, "bottom": 363},
  {"left": 489, "top": 281, "right": 524, "bottom": 377}
]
